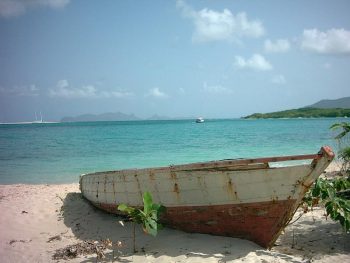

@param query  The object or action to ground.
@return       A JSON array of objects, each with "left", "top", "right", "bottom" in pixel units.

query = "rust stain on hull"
[
  {"left": 226, "top": 177, "right": 238, "bottom": 200},
  {"left": 173, "top": 183, "right": 181, "bottom": 202},
  {"left": 134, "top": 173, "right": 143, "bottom": 199},
  {"left": 170, "top": 171, "right": 181, "bottom": 202}
]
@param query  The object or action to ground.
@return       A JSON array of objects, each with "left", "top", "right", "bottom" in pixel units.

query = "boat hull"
[{"left": 80, "top": 146, "right": 334, "bottom": 248}]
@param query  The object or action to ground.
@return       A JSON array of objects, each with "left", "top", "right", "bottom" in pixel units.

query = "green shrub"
[
  {"left": 303, "top": 177, "right": 350, "bottom": 232},
  {"left": 302, "top": 121, "right": 350, "bottom": 232}
]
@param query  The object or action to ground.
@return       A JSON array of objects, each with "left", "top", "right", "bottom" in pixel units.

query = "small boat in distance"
[
  {"left": 196, "top": 117, "right": 204, "bottom": 123},
  {"left": 32, "top": 112, "right": 43, "bottom": 124},
  {"left": 80, "top": 146, "right": 334, "bottom": 248}
]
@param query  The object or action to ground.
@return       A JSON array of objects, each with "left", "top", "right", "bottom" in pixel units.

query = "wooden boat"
[{"left": 79, "top": 146, "right": 334, "bottom": 248}]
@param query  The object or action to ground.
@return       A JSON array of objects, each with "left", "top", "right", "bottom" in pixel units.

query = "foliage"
[
  {"left": 303, "top": 177, "right": 350, "bottom": 232},
  {"left": 244, "top": 107, "right": 350, "bottom": 119},
  {"left": 118, "top": 192, "right": 166, "bottom": 253},
  {"left": 118, "top": 191, "right": 166, "bottom": 237},
  {"left": 331, "top": 122, "right": 350, "bottom": 177},
  {"left": 302, "top": 121, "right": 350, "bottom": 233},
  {"left": 330, "top": 122, "right": 350, "bottom": 140}
]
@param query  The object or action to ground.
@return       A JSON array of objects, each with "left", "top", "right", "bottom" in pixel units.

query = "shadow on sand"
[
  {"left": 273, "top": 211, "right": 350, "bottom": 260},
  {"left": 62, "top": 193, "right": 349, "bottom": 262},
  {"left": 62, "top": 193, "right": 259, "bottom": 262}
]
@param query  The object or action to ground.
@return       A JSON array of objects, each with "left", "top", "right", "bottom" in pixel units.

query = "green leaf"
[
  {"left": 143, "top": 191, "right": 153, "bottom": 214},
  {"left": 152, "top": 203, "right": 166, "bottom": 217},
  {"left": 118, "top": 203, "right": 135, "bottom": 214},
  {"left": 344, "top": 203, "right": 350, "bottom": 213},
  {"left": 131, "top": 209, "right": 144, "bottom": 224},
  {"left": 330, "top": 122, "right": 350, "bottom": 140},
  {"left": 143, "top": 213, "right": 159, "bottom": 236},
  {"left": 345, "top": 219, "right": 350, "bottom": 232},
  {"left": 339, "top": 215, "right": 345, "bottom": 226},
  {"left": 327, "top": 188, "right": 335, "bottom": 200},
  {"left": 117, "top": 191, "right": 166, "bottom": 239},
  {"left": 326, "top": 204, "right": 333, "bottom": 216},
  {"left": 118, "top": 203, "right": 128, "bottom": 211},
  {"left": 312, "top": 180, "right": 321, "bottom": 196},
  {"left": 157, "top": 223, "right": 164, "bottom": 230}
]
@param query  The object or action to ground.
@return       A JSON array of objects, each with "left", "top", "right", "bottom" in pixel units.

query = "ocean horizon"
[{"left": 0, "top": 118, "right": 345, "bottom": 184}]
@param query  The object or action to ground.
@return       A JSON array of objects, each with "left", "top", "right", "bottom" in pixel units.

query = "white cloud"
[
  {"left": 178, "top": 88, "right": 185, "bottom": 94},
  {"left": 0, "top": 84, "right": 39, "bottom": 96},
  {"left": 147, "top": 87, "right": 168, "bottom": 98},
  {"left": 301, "top": 28, "right": 350, "bottom": 54},
  {"left": 49, "top": 80, "right": 133, "bottom": 99},
  {"left": 109, "top": 90, "right": 133, "bottom": 98},
  {"left": 322, "top": 62, "right": 332, "bottom": 69},
  {"left": 202, "top": 82, "right": 233, "bottom": 94},
  {"left": 271, "top": 75, "right": 286, "bottom": 84},
  {"left": 264, "top": 39, "right": 290, "bottom": 53},
  {"left": 49, "top": 80, "right": 97, "bottom": 98},
  {"left": 0, "top": 0, "right": 70, "bottom": 18},
  {"left": 234, "top": 54, "right": 273, "bottom": 71},
  {"left": 176, "top": 0, "right": 264, "bottom": 42}
]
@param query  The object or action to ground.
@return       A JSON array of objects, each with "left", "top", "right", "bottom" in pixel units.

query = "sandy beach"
[{"left": 0, "top": 162, "right": 349, "bottom": 263}]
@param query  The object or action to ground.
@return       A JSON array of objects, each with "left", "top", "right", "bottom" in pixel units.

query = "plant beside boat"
[
  {"left": 303, "top": 122, "right": 350, "bottom": 232},
  {"left": 331, "top": 122, "right": 350, "bottom": 178},
  {"left": 303, "top": 177, "right": 350, "bottom": 232},
  {"left": 118, "top": 191, "right": 166, "bottom": 252}
]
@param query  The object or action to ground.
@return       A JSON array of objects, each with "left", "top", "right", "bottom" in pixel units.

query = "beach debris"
[
  {"left": 52, "top": 239, "right": 125, "bottom": 261},
  {"left": 47, "top": 235, "right": 62, "bottom": 243},
  {"left": 101, "top": 239, "right": 125, "bottom": 262},
  {"left": 21, "top": 210, "right": 28, "bottom": 214},
  {"left": 9, "top": 239, "right": 32, "bottom": 245},
  {"left": 53, "top": 240, "right": 104, "bottom": 260},
  {"left": 56, "top": 194, "right": 64, "bottom": 202}
]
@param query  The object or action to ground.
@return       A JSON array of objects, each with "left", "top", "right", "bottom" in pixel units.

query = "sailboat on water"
[
  {"left": 0, "top": 112, "right": 56, "bottom": 125},
  {"left": 32, "top": 112, "right": 43, "bottom": 124}
]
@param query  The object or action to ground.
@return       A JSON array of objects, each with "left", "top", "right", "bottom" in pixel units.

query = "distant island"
[
  {"left": 60, "top": 97, "right": 350, "bottom": 121},
  {"left": 60, "top": 112, "right": 194, "bottom": 122},
  {"left": 243, "top": 97, "right": 350, "bottom": 119},
  {"left": 61, "top": 112, "right": 141, "bottom": 122},
  {"left": 243, "top": 107, "right": 350, "bottom": 119}
]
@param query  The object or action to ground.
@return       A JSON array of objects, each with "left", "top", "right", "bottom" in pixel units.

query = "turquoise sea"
[{"left": 0, "top": 118, "right": 345, "bottom": 184}]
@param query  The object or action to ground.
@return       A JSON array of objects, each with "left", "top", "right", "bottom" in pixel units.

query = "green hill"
[
  {"left": 243, "top": 107, "right": 350, "bottom": 119},
  {"left": 307, "top": 97, "right": 350, "bottom": 109}
]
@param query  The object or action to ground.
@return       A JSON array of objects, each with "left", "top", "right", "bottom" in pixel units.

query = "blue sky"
[{"left": 0, "top": 0, "right": 350, "bottom": 122}]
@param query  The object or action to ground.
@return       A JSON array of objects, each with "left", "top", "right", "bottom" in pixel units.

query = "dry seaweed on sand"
[
  {"left": 52, "top": 239, "right": 124, "bottom": 261},
  {"left": 52, "top": 240, "right": 108, "bottom": 260}
]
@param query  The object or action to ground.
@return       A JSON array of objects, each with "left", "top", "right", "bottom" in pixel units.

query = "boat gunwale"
[{"left": 81, "top": 146, "right": 334, "bottom": 177}]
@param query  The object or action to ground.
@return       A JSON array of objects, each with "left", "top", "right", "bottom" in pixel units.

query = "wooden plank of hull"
[
  {"left": 79, "top": 146, "right": 334, "bottom": 248},
  {"left": 80, "top": 165, "right": 323, "bottom": 207}
]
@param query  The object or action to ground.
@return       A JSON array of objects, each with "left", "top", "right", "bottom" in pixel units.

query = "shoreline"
[{"left": 0, "top": 163, "right": 349, "bottom": 262}]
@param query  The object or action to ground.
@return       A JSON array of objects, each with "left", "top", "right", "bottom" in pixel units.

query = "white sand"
[{"left": 0, "top": 164, "right": 349, "bottom": 262}]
